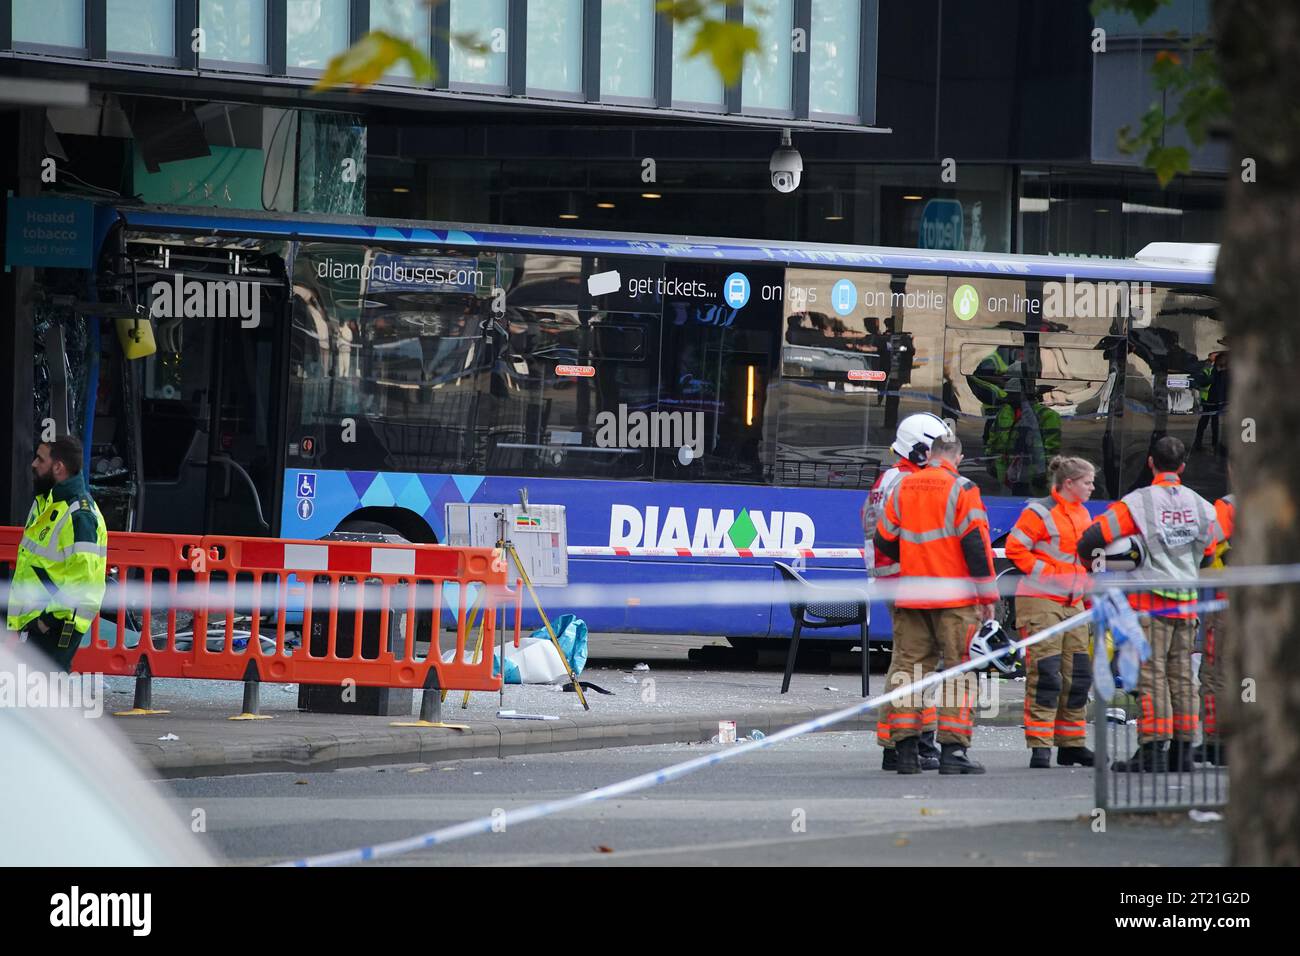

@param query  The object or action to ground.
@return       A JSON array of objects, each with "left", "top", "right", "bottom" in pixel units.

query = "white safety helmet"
[
  {"left": 1100, "top": 535, "right": 1148, "bottom": 572},
  {"left": 968, "top": 620, "right": 1019, "bottom": 675},
  {"left": 891, "top": 413, "right": 952, "bottom": 465}
]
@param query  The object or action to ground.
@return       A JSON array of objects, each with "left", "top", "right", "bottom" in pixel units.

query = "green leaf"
[
  {"left": 685, "top": 19, "right": 761, "bottom": 86},
  {"left": 314, "top": 30, "right": 436, "bottom": 91},
  {"left": 1146, "top": 145, "right": 1191, "bottom": 187}
]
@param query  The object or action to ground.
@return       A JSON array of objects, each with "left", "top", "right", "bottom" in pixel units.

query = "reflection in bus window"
[
  {"left": 949, "top": 330, "right": 1123, "bottom": 500},
  {"left": 1120, "top": 285, "right": 1227, "bottom": 500},
  {"left": 773, "top": 270, "right": 944, "bottom": 488},
  {"left": 656, "top": 262, "right": 783, "bottom": 484}
]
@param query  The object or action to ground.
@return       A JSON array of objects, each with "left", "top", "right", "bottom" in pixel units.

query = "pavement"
[
  {"left": 166, "top": 726, "right": 1227, "bottom": 866},
  {"left": 96, "top": 633, "right": 1031, "bottom": 778}
]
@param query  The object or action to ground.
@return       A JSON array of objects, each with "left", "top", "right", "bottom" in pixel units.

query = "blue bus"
[{"left": 75, "top": 206, "right": 1224, "bottom": 646}]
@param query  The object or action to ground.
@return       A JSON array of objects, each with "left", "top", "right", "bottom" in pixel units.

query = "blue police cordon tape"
[{"left": 273, "top": 607, "right": 1095, "bottom": 867}]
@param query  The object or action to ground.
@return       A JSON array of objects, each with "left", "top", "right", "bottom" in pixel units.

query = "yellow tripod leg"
[
  {"left": 461, "top": 599, "right": 490, "bottom": 709},
  {"left": 510, "top": 542, "right": 589, "bottom": 711},
  {"left": 440, "top": 587, "right": 486, "bottom": 704}
]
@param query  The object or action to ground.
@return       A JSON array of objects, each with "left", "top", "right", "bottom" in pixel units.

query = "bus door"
[{"left": 113, "top": 235, "right": 288, "bottom": 536}]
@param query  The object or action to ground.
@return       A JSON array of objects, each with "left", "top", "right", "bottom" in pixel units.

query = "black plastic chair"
[{"left": 774, "top": 562, "right": 869, "bottom": 697}]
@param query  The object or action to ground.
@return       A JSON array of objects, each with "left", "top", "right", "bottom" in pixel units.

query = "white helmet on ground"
[
  {"left": 968, "top": 620, "right": 1019, "bottom": 675},
  {"left": 891, "top": 413, "right": 952, "bottom": 465}
]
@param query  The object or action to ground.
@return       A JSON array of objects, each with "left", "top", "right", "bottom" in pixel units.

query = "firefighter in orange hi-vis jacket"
[{"left": 874, "top": 430, "right": 998, "bottom": 775}]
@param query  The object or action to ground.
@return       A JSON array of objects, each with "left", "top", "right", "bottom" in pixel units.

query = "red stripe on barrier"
[
  {"left": 415, "top": 548, "right": 459, "bottom": 576},
  {"left": 326, "top": 545, "right": 370, "bottom": 574},
  {"left": 241, "top": 540, "right": 285, "bottom": 569}
]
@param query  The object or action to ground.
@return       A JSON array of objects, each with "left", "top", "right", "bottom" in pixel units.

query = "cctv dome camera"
[{"left": 770, "top": 129, "right": 803, "bottom": 194}]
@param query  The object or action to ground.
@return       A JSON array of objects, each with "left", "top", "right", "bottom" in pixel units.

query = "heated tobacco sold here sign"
[{"left": 4, "top": 196, "right": 94, "bottom": 268}]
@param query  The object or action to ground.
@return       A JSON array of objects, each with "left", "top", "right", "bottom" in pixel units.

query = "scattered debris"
[
  {"left": 294, "top": 780, "right": 308, "bottom": 786},
  {"left": 157, "top": 733, "right": 179, "bottom": 741},
  {"left": 718, "top": 720, "right": 737, "bottom": 744},
  {"left": 894, "top": 837, "right": 910, "bottom": 847},
  {"left": 596, "top": 845, "right": 614, "bottom": 853},
  {"left": 497, "top": 710, "right": 560, "bottom": 720},
  {"left": 825, "top": 686, "right": 839, "bottom": 692},
  {"left": 622, "top": 675, "right": 639, "bottom": 684},
  {"left": 408, "top": 767, "right": 431, "bottom": 774},
  {"left": 1189, "top": 809, "right": 1223, "bottom": 823},
  {"left": 748, "top": 730, "right": 766, "bottom": 741},
  {"left": 473, "top": 771, "right": 483, "bottom": 775},
  {"left": 919, "top": 807, "right": 946, "bottom": 817},
  {"left": 633, "top": 663, "right": 650, "bottom": 671}
]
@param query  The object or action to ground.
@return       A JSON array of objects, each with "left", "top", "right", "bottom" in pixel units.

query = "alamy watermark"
[
  {"left": 150, "top": 272, "right": 260, "bottom": 328},
  {"left": 0, "top": 662, "right": 104, "bottom": 718},
  {"left": 595, "top": 404, "right": 705, "bottom": 466}
]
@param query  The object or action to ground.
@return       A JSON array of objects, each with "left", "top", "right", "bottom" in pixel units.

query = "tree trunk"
[{"left": 1214, "top": 0, "right": 1300, "bottom": 865}]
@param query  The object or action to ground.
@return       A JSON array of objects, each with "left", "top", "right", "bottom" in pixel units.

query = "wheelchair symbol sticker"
[
  {"left": 297, "top": 473, "right": 316, "bottom": 498},
  {"left": 297, "top": 498, "right": 314, "bottom": 520}
]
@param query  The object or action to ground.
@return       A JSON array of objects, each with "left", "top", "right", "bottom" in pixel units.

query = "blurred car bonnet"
[{"left": 0, "top": 638, "right": 215, "bottom": 866}]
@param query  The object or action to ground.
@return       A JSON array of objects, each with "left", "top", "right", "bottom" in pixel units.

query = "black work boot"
[
  {"left": 939, "top": 743, "right": 986, "bottom": 775},
  {"left": 918, "top": 731, "right": 941, "bottom": 771},
  {"left": 1192, "top": 740, "right": 1228, "bottom": 766},
  {"left": 1057, "top": 746, "right": 1095, "bottom": 767},
  {"left": 895, "top": 736, "right": 922, "bottom": 775},
  {"left": 1167, "top": 740, "right": 1196, "bottom": 772},
  {"left": 1030, "top": 747, "right": 1051, "bottom": 769},
  {"left": 1112, "top": 741, "right": 1168, "bottom": 773},
  {"left": 881, "top": 747, "right": 898, "bottom": 771}
]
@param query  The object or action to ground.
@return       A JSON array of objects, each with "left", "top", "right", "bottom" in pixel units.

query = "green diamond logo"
[{"left": 728, "top": 508, "right": 758, "bottom": 550}]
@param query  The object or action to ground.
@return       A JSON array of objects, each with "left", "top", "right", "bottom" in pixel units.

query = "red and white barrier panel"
[
  {"left": 567, "top": 546, "right": 1010, "bottom": 560},
  {"left": 237, "top": 539, "right": 463, "bottom": 576}
]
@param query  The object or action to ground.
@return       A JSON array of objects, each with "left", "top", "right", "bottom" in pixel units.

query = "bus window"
[
  {"left": 479, "top": 254, "right": 659, "bottom": 480},
  {"left": 286, "top": 242, "right": 493, "bottom": 474},
  {"left": 655, "top": 261, "right": 783, "bottom": 484},
  {"left": 948, "top": 329, "right": 1125, "bottom": 501},
  {"left": 773, "top": 270, "right": 945, "bottom": 488},
  {"left": 1120, "top": 285, "right": 1227, "bottom": 500},
  {"left": 946, "top": 275, "right": 1127, "bottom": 338}
]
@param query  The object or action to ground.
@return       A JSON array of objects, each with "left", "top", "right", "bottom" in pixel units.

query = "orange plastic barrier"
[{"left": 1, "top": 527, "right": 507, "bottom": 694}]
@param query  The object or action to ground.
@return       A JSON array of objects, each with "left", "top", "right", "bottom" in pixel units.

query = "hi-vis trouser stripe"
[{"left": 275, "top": 608, "right": 1093, "bottom": 867}]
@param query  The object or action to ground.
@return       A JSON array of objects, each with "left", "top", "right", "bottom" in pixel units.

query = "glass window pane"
[
  {"left": 450, "top": 0, "right": 508, "bottom": 87},
  {"left": 13, "top": 0, "right": 83, "bottom": 47},
  {"left": 810, "top": 0, "right": 859, "bottom": 116},
  {"left": 777, "top": 269, "right": 945, "bottom": 488},
  {"left": 600, "top": 0, "right": 654, "bottom": 99},
  {"left": 108, "top": 0, "right": 174, "bottom": 57},
  {"left": 743, "top": 0, "right": 793, "bottom": 112},
  {"left": 369, "top": 0, "right": 426, "bottom": 79},
  {"left": 672, "top": 0, "right": 725, "bottom": 107},
  {"left": 287, "top": 0, "right": 349, "bottom": 69},
  {"left": 526, "top": 0, "right": 582, "bottom": 94},
  {"left": 199, "top": 0, "right": 267, "bottom": 64},
  {"left": 655, "top": 261, "right": 784, "bottom": 484}
]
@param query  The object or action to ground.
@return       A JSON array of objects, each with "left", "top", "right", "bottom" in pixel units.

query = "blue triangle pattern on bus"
[
  {"left": 396, "top": 475, "right": 431, "bottom": 515},
  {"left": 360, "top": 473, "right": 394, "bottom": 507},
  {"left": 451, "top": 475, "right": 485, "bottom": 502},
  {"left": 427, "top": 480, "right": 464, "bottom": 542},
  {"left": 418, "top": 474, "right": 448, "bottom": 508},
  {"left": 347, "top": 471, "right": 377, "bottom": 497}
]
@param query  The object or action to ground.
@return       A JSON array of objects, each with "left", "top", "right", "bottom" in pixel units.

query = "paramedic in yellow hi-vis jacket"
[{"left": 6, "top": 436, "right": 108, "bottom": 671}]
